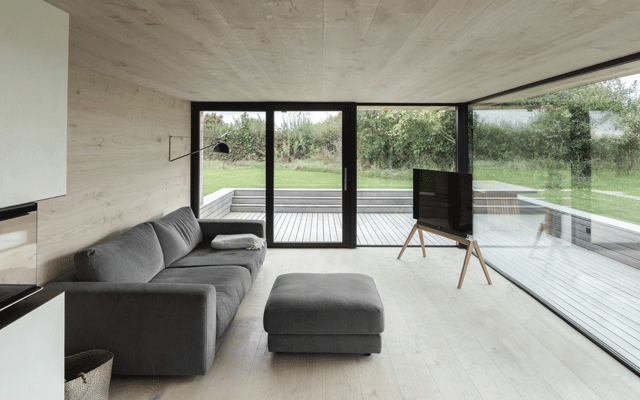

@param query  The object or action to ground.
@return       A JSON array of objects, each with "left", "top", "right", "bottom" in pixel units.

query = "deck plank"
[
  {"left": 287, "top": 213, "right": 299, "bottom": 242},
  {"left": 357, "top": 214, "right": 380, "bottom": 245},
  {"left": 333, "top": 213, "right": 342, "bottom": 242},
  {"left": 367, "top": 213, "right": 393, "bottom": 245},
  {"left": 379, "top": 213, "right": 416, "bottom": 245},
  {"left": 222, "top": 211, "right": 461, "bottom": 247},
  {"left": 323, "top": 213, "right": 332, "bottom": 242},
  {"left": 223, "top": 211, "right": 458, "bottom": 246}
]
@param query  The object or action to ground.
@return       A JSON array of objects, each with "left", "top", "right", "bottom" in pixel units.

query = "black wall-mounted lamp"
[{"left": 169, "top": 131, "right": 230, "bottom": 162}]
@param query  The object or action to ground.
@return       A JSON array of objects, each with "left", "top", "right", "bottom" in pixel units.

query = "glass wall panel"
[
  {"left": 273, "top": 111, "right": 343, "bottom": 243},
  {"left": 198, "top": 111, "right": 266, "bottom": 220},
  {"left": 472, "top": 75, "right": 640, "bottom": 372},
  {"left": 356, "top": 107, "right": 457, "bottom": 246}
]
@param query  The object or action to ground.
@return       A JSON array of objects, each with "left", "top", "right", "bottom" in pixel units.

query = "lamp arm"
[{"left": 169, "top": 131, "right": 229, "bottom": 162}]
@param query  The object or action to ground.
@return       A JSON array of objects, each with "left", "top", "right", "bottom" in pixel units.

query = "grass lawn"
[
  {"left": 474, "top": 164, "right": 640, "bottom": 225},
  {"left": 203, "top": 163, "right": 640, "bottom": 225},
  {"left": 474, "top": 164, "right": 640, "bottom": 196},
  {"left": 203, "top": 167, "right": 411, "bottom": 195}
]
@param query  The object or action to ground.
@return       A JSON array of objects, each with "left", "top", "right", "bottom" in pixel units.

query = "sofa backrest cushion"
[
  {"left": 74, "top": 222, "right": 164, "bottom": 283},
  {"left": 151, "top": 206, "right": 203, "bottom": 267}
]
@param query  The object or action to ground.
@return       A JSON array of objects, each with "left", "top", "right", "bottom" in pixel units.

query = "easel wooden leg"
[
  {"left": 473, "top": 241, "right": 492, "bottom": 285},
  {"left": 397, "top": 224, "right": 418, "bottom": 259},
  {"left": 457, "top": 243, "right": 474, "bottom": 289},
  {"left": 458, "top": 241, "right": 492, "bottom": 288},
  {"left": 398, "top": 223, "right": 492, "bottom": 288}
]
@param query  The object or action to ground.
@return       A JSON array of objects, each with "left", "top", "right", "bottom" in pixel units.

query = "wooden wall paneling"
[{"left": 36, "top": 66, "right": 191, "bottom": 285}]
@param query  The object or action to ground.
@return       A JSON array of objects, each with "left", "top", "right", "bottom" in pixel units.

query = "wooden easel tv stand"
[{"left": 397, "top": 223, "right": 492, "bottom": 289}]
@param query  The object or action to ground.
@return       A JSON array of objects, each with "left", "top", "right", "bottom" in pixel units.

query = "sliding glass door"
[
  {"left": 191, "top": 102, "right": 357, "bottom": 248},
  {"left": 194, "top": 110, "right": 266, "bottom": 221},
  {"left": 272, "top": 110, "right": 344, "bottom": 244}
]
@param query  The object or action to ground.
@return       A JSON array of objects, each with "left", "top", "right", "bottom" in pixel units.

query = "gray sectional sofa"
[{"left": 45, "top": 207, "right": 266, "bottom": 376}]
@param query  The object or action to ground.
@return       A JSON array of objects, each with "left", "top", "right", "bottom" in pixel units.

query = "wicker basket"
[{"left": 64, "top": 349, "right": 114, "bottom": 400}]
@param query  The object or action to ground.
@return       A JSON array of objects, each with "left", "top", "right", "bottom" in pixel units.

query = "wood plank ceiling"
[{"left": 44, "top": 0, "right": 640, "bottom": 103}]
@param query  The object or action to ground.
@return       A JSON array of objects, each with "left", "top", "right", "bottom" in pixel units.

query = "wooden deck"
[{"left": 221, "top": 212, "right": 455, "bottom": 246}]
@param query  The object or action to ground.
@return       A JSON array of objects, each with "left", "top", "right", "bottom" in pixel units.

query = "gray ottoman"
[{"left": 263, "top": 273, "right": 385, "bottom": 354}]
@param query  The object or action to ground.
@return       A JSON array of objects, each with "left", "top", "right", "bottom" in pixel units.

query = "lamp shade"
[{"left": 213, "top": 142, "right": 229, "bottom": 154}]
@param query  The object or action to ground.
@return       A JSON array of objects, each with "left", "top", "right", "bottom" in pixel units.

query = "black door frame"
[{"left": 190, "top": 102, "right": 357, "bottom": 248}]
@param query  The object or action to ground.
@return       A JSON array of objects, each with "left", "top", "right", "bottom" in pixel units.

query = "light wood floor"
[{"left": 109, "top": 248, "right": 640, "bottom": 400}]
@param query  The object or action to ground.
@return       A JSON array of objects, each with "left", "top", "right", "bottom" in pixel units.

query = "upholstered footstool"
[{"left": 263, "top": 273, "right": 385, "bottom": 355}]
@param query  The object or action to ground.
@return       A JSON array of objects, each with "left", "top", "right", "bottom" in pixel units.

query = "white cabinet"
[
  {"left": 0, "top": 0, "right": 69, "bottom": 209},
  {"left": 0, "top": 291, "right": 65, "bottom": 400}
]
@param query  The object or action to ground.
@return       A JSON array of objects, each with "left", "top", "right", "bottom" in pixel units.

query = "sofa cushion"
[
  {"left": 75, "top": 223, "right": 164, "bottom": 283},
  {"left": 167, "top": 244, "right": 266, "bottom": 279},
  {"left": 150, "top": 266, "right": 251, "bottom": 337},
  {"left": 152, "top": 207, "right": 203, "bottom": 267}
]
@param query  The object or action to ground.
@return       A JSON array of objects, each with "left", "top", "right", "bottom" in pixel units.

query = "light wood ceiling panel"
[{"left": 44, "top": 0, "right": 640, "bottom": 103}]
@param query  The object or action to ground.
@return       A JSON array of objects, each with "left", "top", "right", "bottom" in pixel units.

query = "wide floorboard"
[
  {"left": 109, "top": 248, "right": 640, "bottom": 400},
  {"left": 223, "top": 211, "right": 640, "bottom": 371}
]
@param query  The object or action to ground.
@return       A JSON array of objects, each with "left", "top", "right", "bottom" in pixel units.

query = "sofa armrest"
[
  {"left": 44, "top": 281, "right": 216, "bottom": 376},
  {"left": 198, "top": 219, "right": 266, "bottom": 241}
]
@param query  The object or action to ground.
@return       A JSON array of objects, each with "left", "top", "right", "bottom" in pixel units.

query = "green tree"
[{"left": 357, "top": 110, "right": 455, "bottom": 170}]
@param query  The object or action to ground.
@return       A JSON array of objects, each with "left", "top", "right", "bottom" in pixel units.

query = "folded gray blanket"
[{"left": 211, "top": 233, "right": 266, "bottom": 250}]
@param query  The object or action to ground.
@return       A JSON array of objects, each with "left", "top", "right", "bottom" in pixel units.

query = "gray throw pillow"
[
  {"left": 151, "top": 206, "right": 203, "bottom": 266},
  {"left": 74, "top": 222, "right": 164, "bottom": 283}
]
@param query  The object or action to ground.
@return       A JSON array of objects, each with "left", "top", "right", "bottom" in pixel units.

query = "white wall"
[{"left": 0, "top": 0, "right": 69, "bottom": 209}]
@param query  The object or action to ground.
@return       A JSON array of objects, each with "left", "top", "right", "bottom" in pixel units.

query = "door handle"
[{"left": 343, "top": 168, "right": 347, "bottom": 191}]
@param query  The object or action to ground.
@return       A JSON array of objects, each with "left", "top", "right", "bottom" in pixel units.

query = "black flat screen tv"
[{"left": 413, "top": 169, "right": 473, "bottom": 238}]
